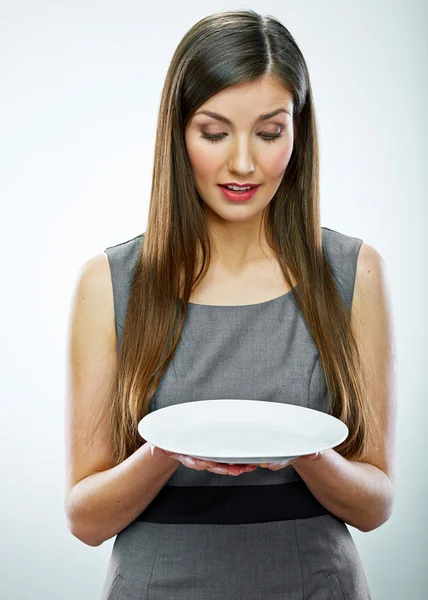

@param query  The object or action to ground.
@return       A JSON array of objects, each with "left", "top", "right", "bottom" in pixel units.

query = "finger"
[
  {"left": 192, "top": 457, "right": 231, "bottom": 471},
  {"left": 299, "top": 451, "right": 324, "bottom": 461},
  {"left": 152, "top": 446, "right": 181, "bottom": 461},
  {"left": 209, "top": 464, "right": 252, "bottom": 476},
  {"left": 168, "top": 454, "right": 208, "bottom": 468},
  {"left": 185, "top": 456, "right": 213, "bottom": 470},
  {"left": 188, "top": 456, "right": 222, "bottom": 469},
  {"left": 150, "top": 445, "right": 167, "bottom": 457},
  {"left": 209, "top": 465, "right": 240, "bottom": 475},
  {"left": 270, "top": 460, "right": 291, "bottom": 470},
  {"left": 208, "top": 466, "right": 230, "bottom": 475}
]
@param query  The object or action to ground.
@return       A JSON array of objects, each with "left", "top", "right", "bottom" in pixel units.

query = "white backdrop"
[{"left": 1, "top": 1, "right": 426, "bottom": 598}]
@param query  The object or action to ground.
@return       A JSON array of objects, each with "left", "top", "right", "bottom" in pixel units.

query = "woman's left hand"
[{"left": 258, "top": 452, "right": 324, "bottom": 471}]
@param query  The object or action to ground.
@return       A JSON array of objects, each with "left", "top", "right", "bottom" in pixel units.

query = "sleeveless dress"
[{"left": 101, "top": 226, "right": 372, "bottom": 600}]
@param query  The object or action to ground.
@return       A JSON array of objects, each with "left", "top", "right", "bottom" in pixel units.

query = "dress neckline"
[{"left": 187, "top": 284, "right": 298, "bottom": 309}]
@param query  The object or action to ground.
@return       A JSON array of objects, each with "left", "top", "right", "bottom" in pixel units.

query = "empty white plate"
[{"left": 138, "top": 399, "right": 348, "bottom": 465}]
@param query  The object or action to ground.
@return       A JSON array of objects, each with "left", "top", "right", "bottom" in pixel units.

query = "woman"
[{"left": 65, "top": 9, "right": 396, "bottom": 600}]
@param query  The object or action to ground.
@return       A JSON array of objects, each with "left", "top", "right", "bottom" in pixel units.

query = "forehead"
[{"left": 194, "top": 76, "right": 293, "bottom": 121}]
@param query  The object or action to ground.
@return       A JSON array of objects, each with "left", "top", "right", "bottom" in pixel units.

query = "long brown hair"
[{"left": 97, "top": 9, "right": 380, "bottom": 466}]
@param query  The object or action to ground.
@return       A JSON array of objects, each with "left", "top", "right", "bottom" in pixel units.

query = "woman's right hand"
[{"left": 150, "top": 444, "right": 257, "bottom": 476}]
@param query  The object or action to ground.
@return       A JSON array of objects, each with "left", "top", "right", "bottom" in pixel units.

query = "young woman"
[{"left": 65, "top": 9, "right": 396, "bottom": 599}]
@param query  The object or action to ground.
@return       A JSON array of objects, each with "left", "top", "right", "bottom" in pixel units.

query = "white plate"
[{"left": 138, "top": 399, "right": 348, "bottom": 465}]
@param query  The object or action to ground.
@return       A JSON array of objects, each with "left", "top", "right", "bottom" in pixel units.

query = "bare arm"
[
  {"left": 293, "top": 243, "right": 397, "bottom": 532},
  {"left": 64, "top": 253, "right": 179, "bottom": 547},
  {"left": 292, "top": 448, "right": 393, "bottom": 532},
  {"left": 67, "top": 442, "right": 179, "bottom": 546}
]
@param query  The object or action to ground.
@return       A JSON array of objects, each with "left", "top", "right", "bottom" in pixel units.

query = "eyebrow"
[{"left": 193, "top": 108, "right": 290, "bottom": 126}]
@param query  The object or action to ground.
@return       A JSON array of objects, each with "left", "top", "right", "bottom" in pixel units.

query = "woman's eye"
[{"left": 200, "top": 132, "right": 282, "bottom": 145}]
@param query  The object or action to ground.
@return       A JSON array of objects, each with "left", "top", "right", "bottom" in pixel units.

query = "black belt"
[{"left": 136, "top": 480, "right": 334, "bottom": 524}]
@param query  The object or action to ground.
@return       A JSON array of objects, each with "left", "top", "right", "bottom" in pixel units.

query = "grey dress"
[{"left": 101, "top": 226, "right": 372, "bottom": 600}]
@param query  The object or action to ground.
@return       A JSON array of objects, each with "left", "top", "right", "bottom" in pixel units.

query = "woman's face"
[{"left": 184, "top": 75, "right": 294, "bottom": 223}]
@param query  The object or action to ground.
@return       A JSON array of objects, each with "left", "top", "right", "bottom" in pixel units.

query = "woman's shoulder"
[
  {"left": 104, "top": 232, "right": 145, "bottom": 256},
  {"left": 321, "top": 226, "right": 364, "bottom": 272},
  {"left": 104, "top": 232, "right": 145, "bottom": 271},
  {"left": 321, "top": 226, "right": 364, "bottom": 312},
  {"left": 321, "top": 226, "right": 363, "bottom": 257}
]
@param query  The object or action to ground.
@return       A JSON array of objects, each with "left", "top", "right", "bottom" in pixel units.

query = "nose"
[{"left": 228, "top": 137, "right": 256, "bottom": 175}]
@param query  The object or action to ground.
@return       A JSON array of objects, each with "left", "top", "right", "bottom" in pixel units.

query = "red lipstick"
[{"left": 218, "top": 183, "right": 261, "bottom": 202}]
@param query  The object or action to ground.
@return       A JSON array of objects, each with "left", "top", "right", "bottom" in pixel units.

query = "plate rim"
[{"left": 138, "top": 399, "right": 348, "bottom": 459}]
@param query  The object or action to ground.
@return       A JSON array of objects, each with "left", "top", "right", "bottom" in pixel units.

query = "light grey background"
[{"left": 1, "top": 1, "right": 426, "bottom": 598}]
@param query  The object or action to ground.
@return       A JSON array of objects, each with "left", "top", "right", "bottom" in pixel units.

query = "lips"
[
  {"left": 218, "top": 184, "right": 260, "bottom": 202},
  {"left": 219, "top": 184, "right": 260, "bottom": 189}
]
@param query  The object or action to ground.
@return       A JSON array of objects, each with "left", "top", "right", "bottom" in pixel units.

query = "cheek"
[
  {"left": 264, "top": 147, "right": 293, "bottom": 178},
  {"left": 186, "top": 139, "right": 218, "bottom": 179},
  {"left": 191, "top": 154, "right": 214, "bottom": 178}
]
